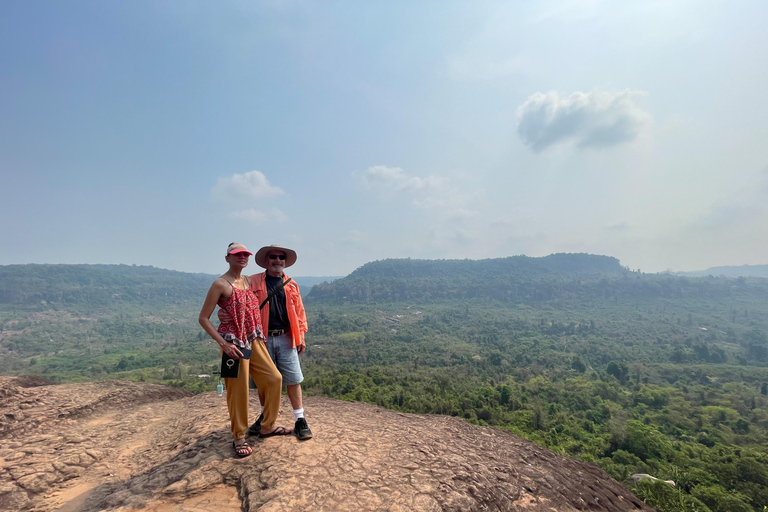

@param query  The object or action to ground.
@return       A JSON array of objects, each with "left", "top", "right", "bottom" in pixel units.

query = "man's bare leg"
[{"left": 287, "top": 383, "right": 303, "bottom": 410}]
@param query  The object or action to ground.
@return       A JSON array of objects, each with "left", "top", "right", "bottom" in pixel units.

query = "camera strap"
[{"left": 260, "top": 277, "right": 292, "bottom": 310}]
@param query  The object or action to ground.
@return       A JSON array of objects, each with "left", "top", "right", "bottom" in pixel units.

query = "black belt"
[{"left": 268, "top": 328, "right": 290, "bottom": 336}]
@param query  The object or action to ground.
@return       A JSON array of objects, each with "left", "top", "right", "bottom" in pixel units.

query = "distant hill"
[
  {"left": 306, "top": 253, "right": 768, "bottom": 304},
  {"left": 291, "top": 276, "right": 343, "bottom": 296},
  {"left": 4, "top": 258, "right": 768, "bottom": 376},
  {"left": 0, "top": 264, "right": 213, "bottom": 307},
  {"left": 348, "top": 253, "right": 626, "bottom": 279},
  {"left": 0, "top": 264, "right": 338, "bottom": 378},
  {"left": 677, "top": 264, "right": 768, "bottom": 279},
  {"left": 0, "top": 264, "right": 341, "bottom": 306},
  {"left": 0, "top": 255, "right": 625, "bottom": 308},
  {"left": 307, "top": 253, "right": 636, "bottom": 303}
]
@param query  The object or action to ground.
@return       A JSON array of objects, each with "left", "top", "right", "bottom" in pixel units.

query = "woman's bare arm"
[{"left": 199, "top": 279, "right": 243, "bottom": 358}]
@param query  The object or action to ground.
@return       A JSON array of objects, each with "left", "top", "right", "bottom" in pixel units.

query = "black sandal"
[
  {"left": 258, "top": 426, "right": 292, "bottom": 438},
  {"left": 233, "top": 440, "right": 252, "bottom": 458}
]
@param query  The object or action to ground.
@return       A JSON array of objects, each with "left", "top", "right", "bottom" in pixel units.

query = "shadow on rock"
[{"left": 80, "top": 429, "right": 243, "bottom": 511}]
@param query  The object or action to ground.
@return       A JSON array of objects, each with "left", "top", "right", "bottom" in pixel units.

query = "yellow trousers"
[{"left": 224, "top": 340, "right": 282, "bottom": 440}]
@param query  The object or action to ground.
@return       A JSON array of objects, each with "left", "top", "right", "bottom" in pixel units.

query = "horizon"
[
  {"left": 2, "top": 2, "right": 767, "bottom": 277},
  {"left": 3, "top": 251, "right": 767, "bottom": 278}
]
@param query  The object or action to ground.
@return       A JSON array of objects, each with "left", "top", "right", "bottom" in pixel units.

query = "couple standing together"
[{"left": 199, "top": 243, "right": 312, "bottom": 458}]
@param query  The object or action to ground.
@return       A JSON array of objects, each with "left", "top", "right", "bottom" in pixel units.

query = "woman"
[{"left": 199, "top": 242, "right": 292, "bottom": 457}]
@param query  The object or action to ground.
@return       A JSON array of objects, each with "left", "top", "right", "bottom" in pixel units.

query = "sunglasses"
[{"left": 268, "top": 254, "right": 286, "bottom": 260}]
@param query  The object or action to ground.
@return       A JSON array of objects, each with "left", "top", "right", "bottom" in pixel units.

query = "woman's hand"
[{"left": 220, "top": 341, "right": 244, "bottom": 359}]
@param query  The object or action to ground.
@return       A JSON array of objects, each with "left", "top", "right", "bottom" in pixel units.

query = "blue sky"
[{"left": 1, "top": 1, "right": 767, "bottom": 276}]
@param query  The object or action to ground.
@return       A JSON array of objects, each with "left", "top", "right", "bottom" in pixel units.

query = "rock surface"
[{"left": 0, "top": 377, "right": 653, "bottom": 512}]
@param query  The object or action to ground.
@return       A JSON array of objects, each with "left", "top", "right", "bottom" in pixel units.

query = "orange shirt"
[{"left": 249, "top": 272, "right": 308, "bottom": 349}]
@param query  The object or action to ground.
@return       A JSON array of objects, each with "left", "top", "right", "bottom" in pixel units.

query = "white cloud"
[
  {"left": 212, "top": 171, "right": 287, "bottom": 225},
  {"left": 355, "top": 165, "right": 485, "bottom": 250},
  {"left": 516, "top": 89, "right": 651, "bottom": 152},
  {"left": 605, "top": 221, "right": 630, "bottom": 231},
  {"left": 356, "top": 165, "right": 484, "bottom": 219},
  {"left": 358, "top": 165, "right": 446, "bottom": 192},
  {"left": 212, "top": 170, "right": 284, "bottom": 202},
  {"left": 229, "top": 208, "right": 288, "bottom": 224},
  {"left": 449, "top": 208, "right": 481, "bottom": 221}
]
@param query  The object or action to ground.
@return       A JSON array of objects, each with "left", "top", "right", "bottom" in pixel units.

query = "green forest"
[{"left": 2, "top": 257, "right": 768, "bottom": 512}]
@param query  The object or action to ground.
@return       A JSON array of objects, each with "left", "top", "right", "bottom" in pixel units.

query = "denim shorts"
[{"left": 266, "top": 332, "right": 304, "bottom": 386}]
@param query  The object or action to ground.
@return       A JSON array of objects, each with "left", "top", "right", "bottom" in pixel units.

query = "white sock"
[{"left": 293, "top": 408, "right": 304, "bottom": 421}]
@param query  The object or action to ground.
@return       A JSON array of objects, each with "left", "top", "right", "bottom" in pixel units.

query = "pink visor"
[{"left": 226, "top": 243, "right": 252, "bottom": 256}]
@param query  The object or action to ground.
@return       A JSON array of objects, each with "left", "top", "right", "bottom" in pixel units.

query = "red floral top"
[{"left": 217, "top": 277, "right": 264, "bottom": 350}]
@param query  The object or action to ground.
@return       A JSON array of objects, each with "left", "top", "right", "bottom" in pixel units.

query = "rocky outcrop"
[
  {"left": 0, "top": 377, "right": 192, "bottom": 440},
  {"left": 0, "top": 377, "right": 653, "bottom": 511}
]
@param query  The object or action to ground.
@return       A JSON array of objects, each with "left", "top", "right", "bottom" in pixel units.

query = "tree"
[
  {"left": 691, "top": 484, "right": 752, "bottom": 512},
  {"left": 498, "top": 385, "right": 511, "bottom": 406},
  {"left": 606, "top": 361, "right": 629, "bottom": 383},
  {"left": 632, "top": 480, "right": 711, "bottom": 512},
  {"left": 624, "top": 420, "right": 673, "bottom": 461}
]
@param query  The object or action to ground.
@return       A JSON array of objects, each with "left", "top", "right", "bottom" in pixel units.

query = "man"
[{"left": 245, "top": 244, "right": 312, "bottom": 440}]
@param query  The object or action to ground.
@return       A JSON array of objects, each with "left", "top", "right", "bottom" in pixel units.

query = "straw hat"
[{"left": 254, "top": 244, "right": 297, "bottom": 268}]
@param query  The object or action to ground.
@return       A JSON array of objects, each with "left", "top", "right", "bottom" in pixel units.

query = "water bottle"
[{"left": 217, "top": 382, "right": 224, "bottom": 396}]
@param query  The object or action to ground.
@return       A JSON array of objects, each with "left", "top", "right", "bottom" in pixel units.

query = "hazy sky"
[{"left": 2, "top": 1, "right": 767, "bottom": 276}]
